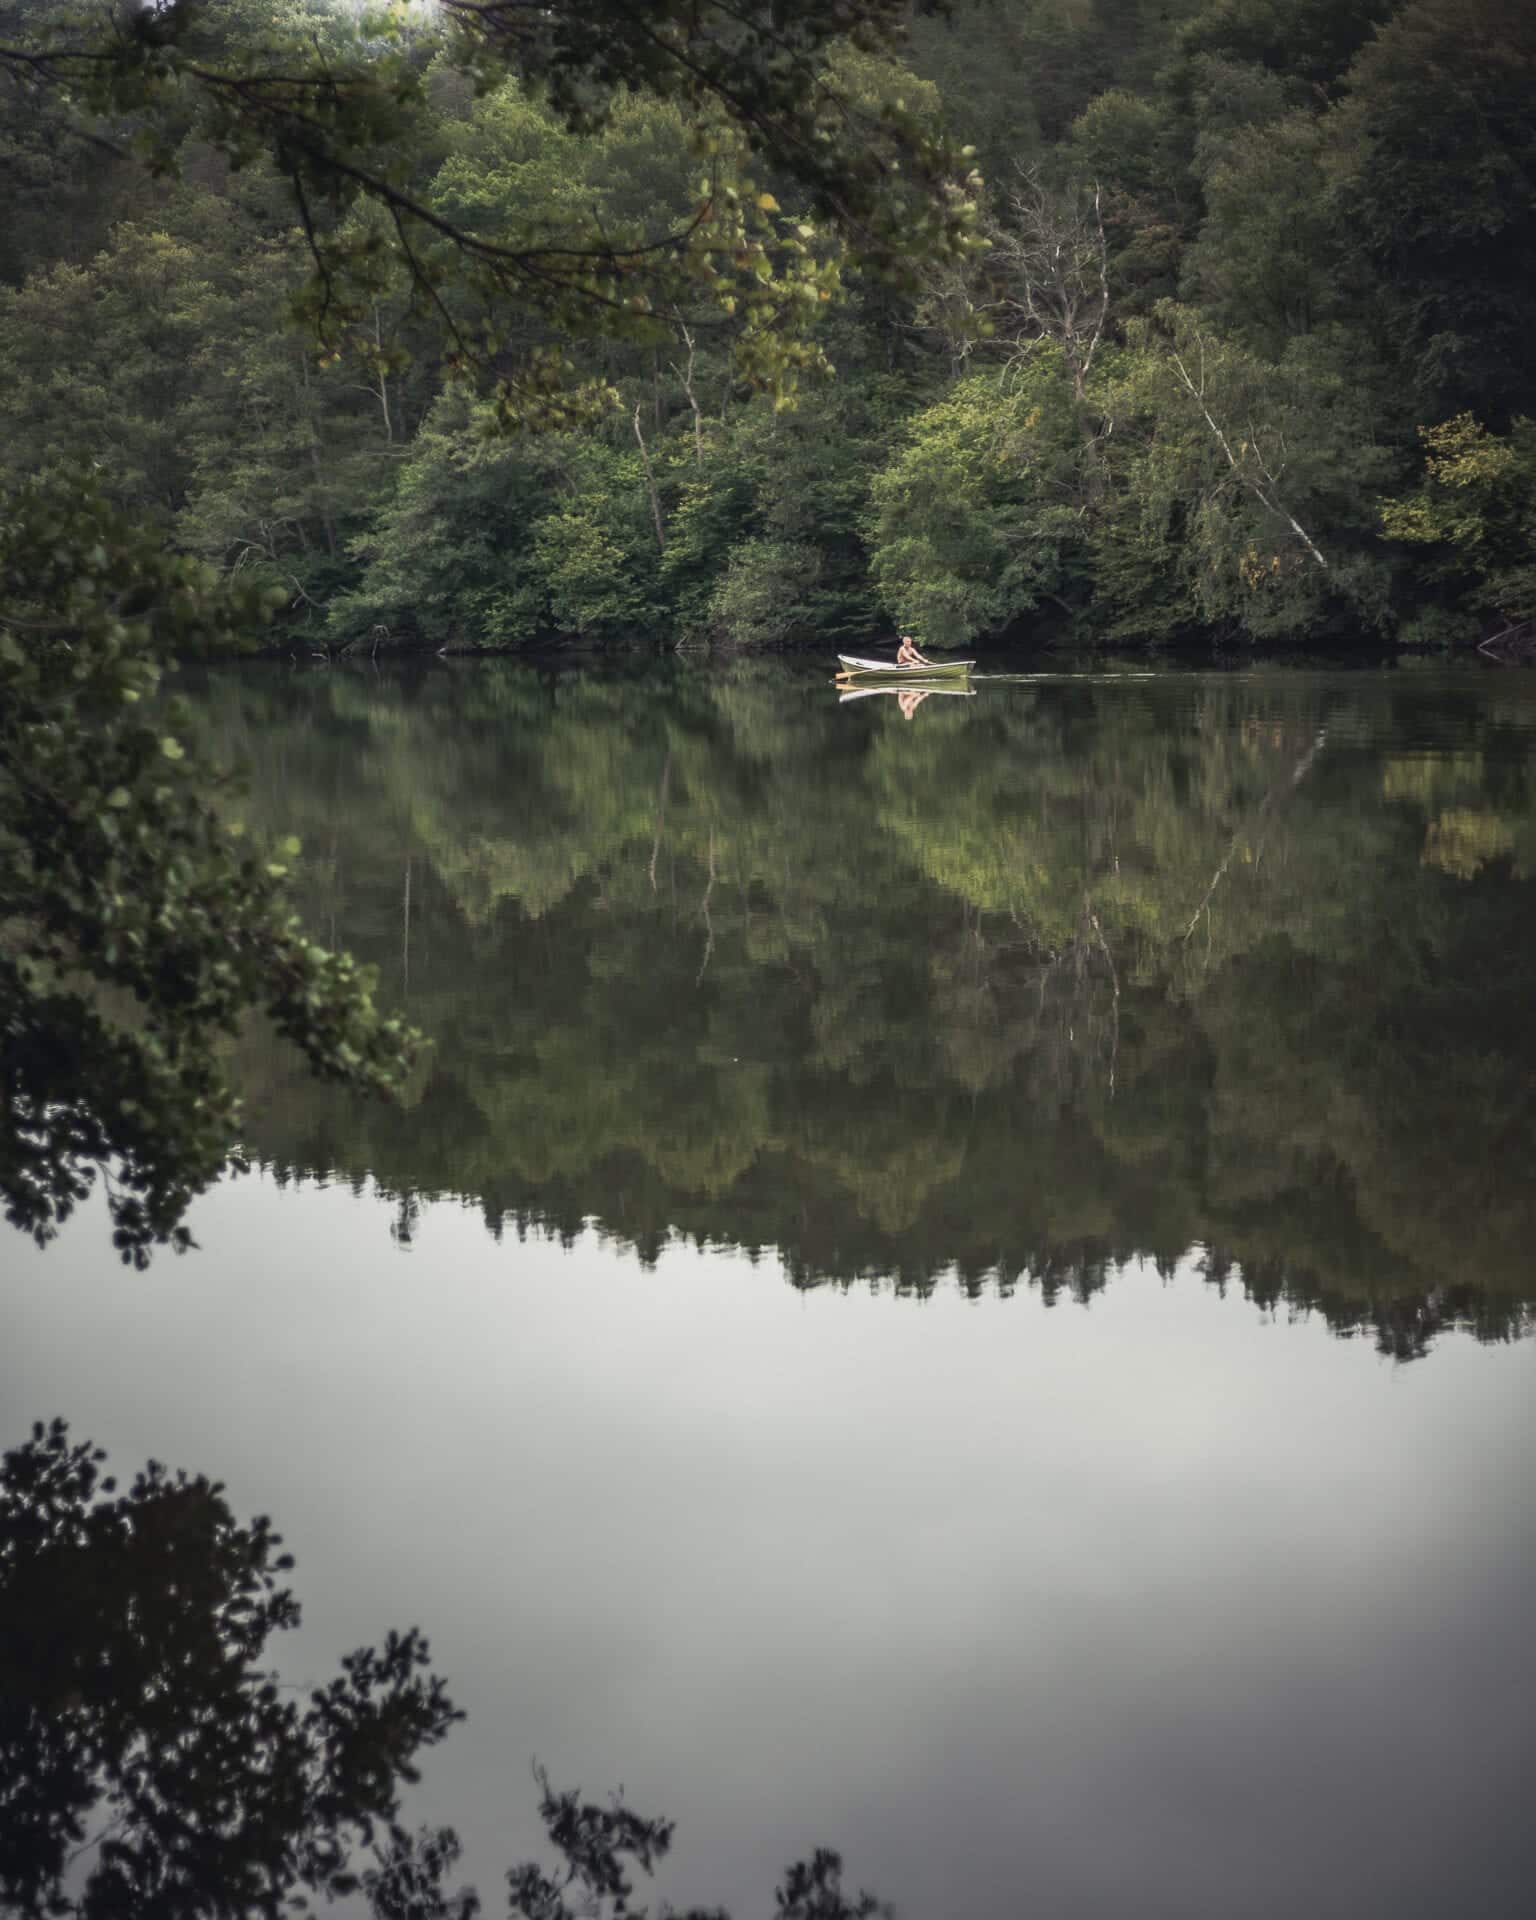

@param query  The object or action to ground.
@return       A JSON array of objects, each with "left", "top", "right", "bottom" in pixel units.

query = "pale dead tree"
[
  {"left": 911, "top": 256, "right": 984, "bottom": 377},
  {"left": 671, "top": 322, "right": 705, "bottom": 465},
  {"left": 992, "top": 171, "right": 1109, "bottom": 403},
  {"left": 347, "top": 304, "right": 396, "bottom": 443},
  {"left": 1477, "top": 621, "right": 1536, "bottom": 661},
  {"left": 227, "top": 518, "right": 295, "bottom": 570},
  {"left": 632, "top": 401, "right": 666, "bottom": 549},
  {"left": 1168, "top": 329, "right": 1329, "bottom": 572},
  {"left": 370, "top": 303, "right": 394, "bottom": 443}
]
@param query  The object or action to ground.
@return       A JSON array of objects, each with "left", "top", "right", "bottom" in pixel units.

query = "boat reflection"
[{"left": 837, "top": 677, "right": 978, "bottom": 716}]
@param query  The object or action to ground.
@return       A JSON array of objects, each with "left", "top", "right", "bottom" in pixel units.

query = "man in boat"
[{"left": 896, "top": 633, "right": 930, "bottom": 667}]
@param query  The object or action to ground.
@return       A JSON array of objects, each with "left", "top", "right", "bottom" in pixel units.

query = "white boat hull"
[{"left": 837, "top": 653, "right": 975, "bottom": 677}]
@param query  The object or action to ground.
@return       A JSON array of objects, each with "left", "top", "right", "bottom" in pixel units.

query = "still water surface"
[{"left": 8, "top": 661, "right": 1536, "bottom": 1916}]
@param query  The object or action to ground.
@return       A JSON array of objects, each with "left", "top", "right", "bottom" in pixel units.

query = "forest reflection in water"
[{"left": 192, "top": 658, "right": 1536, "bottom": 1361}]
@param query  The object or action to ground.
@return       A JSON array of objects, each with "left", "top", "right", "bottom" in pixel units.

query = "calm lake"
[{"left": 8, "top": 659, "right": 1536, "bottom": 1917}]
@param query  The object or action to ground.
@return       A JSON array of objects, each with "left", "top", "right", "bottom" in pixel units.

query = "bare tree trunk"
[
  {"left": 633, "top": 402, "right": 666, "bottom": 550},
  {"left": 1169, "top": 337, "right": 1329, "bottom": 571},
  {"left": 1066, "top": 184, "right": 1110, "bottom": 407},
  {"left": 674, "top": 325, "right": 705, "bottom": 465}
]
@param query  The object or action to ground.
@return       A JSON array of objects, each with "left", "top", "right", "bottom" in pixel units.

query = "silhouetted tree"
[{"left": 0, "top": 1420, "right": 890, "bottom": 1920}]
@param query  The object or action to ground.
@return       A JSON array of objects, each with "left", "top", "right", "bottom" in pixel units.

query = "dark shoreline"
[{"left": 196, "top": 635, "right": 1513, "bottom": 673}]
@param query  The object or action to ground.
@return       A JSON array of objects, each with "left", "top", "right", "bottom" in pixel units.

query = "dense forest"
[{"left": 3, "top": 0, "right": 1533, "bottom": 655}]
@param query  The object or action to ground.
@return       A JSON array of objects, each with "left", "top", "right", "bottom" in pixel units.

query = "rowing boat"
[{"left": 837, "top": 653, "right": 975, "bottom": 678}]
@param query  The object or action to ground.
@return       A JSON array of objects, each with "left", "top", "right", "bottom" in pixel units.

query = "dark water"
[{"left": 7, "top": 660, "right": 1536, "bottom": 1916}]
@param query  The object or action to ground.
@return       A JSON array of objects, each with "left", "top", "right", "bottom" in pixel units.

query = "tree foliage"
[
  {"left": 0, "top": 477, "right": 418, "bottom": 1262},
  {"left": 5, "top": 0, "right": 1535, "bottom": 651},
  {"left": 0, "top": 0, "right": 982, "bottom": 419},
  {"left": 1380, "top": 414, "right": 1536, "bottom": 637},
  {"left": 0, "top": 1416, "right": 460, "bottom": 1918},
  {"left": 867, "top": 357, "right": 1088, "bottom": 646},
  {"left": 0, "top": 1417, "right": 887, "bottom": 1920}
]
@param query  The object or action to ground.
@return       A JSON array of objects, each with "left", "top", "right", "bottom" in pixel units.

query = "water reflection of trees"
[
  {"left": 194, "top": 662, "right": 1536, "bottom": 1359},
  {"left": 0, "top": 1420, "right": 879, "bottom": 1920}
]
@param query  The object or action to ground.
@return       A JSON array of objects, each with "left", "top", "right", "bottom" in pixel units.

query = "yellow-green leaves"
[{"left": 1379, "top": 414, "right": 1536, "bottom": 627}]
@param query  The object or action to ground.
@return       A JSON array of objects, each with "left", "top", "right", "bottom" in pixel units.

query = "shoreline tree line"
[{"left": 3, "top": 0, "right": 1533, "bottom": 657}]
